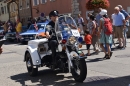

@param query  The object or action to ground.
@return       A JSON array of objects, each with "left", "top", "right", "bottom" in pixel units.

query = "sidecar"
[{"left": 24, "top": 15, "right": 87, "bottom": 82}]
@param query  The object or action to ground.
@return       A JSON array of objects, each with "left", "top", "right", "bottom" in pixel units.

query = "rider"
[{"left": 45, "top": 10, "right": 59, "bottom": 68}]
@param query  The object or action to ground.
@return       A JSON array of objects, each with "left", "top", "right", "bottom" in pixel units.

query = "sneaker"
[
  {"left": 110, "top": 52, "right": 113, "bottom": 57},
  {"left": 103, "top": 54, "right": 110, "bottom": 59},
  {"left": 96, "top": 50, "right": 100, "bottom": 55},
  {"left": 120, "top": 47, "right": 125, "bottom": 50},
  {"left": 86, "top": 53, "right": 91, "bottom": 56}
]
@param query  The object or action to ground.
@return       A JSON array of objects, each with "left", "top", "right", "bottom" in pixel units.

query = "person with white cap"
[{"left": 98, "top": 9, "right": 113, "bottom": 59}]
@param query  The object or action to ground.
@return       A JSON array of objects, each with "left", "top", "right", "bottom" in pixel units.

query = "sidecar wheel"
[
  {"left": 26, "top": 53, "right": 38, "bottom": 76},
  {"left": 71, "top": 58, "right": 87, "bottom": 82}
]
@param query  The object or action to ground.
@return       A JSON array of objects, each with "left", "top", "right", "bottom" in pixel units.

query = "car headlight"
[{"left": 69, "top": 36, "right": 76, "bottom": 44}]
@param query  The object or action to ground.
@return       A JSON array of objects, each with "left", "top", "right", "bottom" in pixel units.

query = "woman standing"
[
  {"left": 89, "top": 15, "right": 99, "bottom": 54},
  {"left": 77, "top": 14, "right": 85, "bottom": 35},
  {"left": 99, "top": 9, "right": 113, "bottom": 59}
]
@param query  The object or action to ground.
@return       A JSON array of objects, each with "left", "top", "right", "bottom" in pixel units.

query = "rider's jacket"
[{"left": 46, "top": 21, "right": 57, "bottom": 41}]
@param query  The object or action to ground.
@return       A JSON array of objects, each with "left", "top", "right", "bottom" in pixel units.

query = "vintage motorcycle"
[{"left": 24, "top": 15, "right": 87, "bottom": 82}]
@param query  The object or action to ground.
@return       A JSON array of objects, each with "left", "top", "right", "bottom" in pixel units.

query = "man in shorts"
[{"left": 113, "top": 7, "right": 126, "bottom": 49}]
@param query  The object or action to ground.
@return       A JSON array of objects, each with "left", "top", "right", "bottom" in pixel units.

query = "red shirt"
[{"left": 84, "top": 34, "right": 92, "bottom": 44}]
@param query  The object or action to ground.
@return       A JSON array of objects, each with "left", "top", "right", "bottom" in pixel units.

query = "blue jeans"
[{"left": 124, "top": 27, "right": 128, "bottom": 46}]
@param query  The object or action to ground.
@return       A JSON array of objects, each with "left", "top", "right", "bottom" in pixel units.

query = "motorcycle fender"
[
  {"left": 24, "top": 46, "right": 41, "bottom": 66},
  {"left": 67, "top": 51, "right": 79, "bottom": 73}
]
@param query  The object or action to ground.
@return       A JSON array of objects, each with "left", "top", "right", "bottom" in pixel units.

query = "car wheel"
[{"left": 26, "top": 52, "right": 38, "bottom": 76}]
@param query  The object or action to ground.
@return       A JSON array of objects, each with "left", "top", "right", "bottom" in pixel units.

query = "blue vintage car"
[
  {"left": 0, "top": 26, "right": 4, "bottom": 39},
  {"left": 5, "top": 26, "right": 28, "bottom": 42},
  {"left": 20, "top": 23, "right": 48, "bottom": 43}
]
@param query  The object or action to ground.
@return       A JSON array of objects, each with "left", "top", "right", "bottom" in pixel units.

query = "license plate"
[{"left": 25, "top": 39, "right": 29, "bottom": 41}]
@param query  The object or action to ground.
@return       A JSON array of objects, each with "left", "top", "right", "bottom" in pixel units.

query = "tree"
[{"left": 86, "top": 0, "right": 110, "bottom": 11}]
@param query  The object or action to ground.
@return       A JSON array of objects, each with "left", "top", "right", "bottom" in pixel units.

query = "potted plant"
[{"left": 86, "top": 0, "right": 110, "bottom": 11}]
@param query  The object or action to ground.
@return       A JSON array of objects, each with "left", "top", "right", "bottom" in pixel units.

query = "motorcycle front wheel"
[{"left": 71, "top": 58, "right": 87, "bottom": 82}]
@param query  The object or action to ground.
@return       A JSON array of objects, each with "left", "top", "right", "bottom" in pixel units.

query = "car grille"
[
  {"left": 8, "top": 34, "right": 15, "bottom": 37},
  {"left": 22, "top": 35, "right": 35, "bottom": 40},
  {"left": 22, "top": 35, "right": 34, "bottom": 38}
]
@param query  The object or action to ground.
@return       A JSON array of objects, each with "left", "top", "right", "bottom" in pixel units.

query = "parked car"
[
  {"left": 5, "top": 26, "right": 28, "bottom": 42},
  {"left": 0, "top": 26, "right": 4, "bottom": 39},
  {"left": 20, "top": 23, "right": 48, "bottom": 44}
]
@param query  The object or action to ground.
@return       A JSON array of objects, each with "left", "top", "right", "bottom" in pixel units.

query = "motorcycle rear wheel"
[{"left": 71, "top": 58, "right": 87, "bottom": 82}]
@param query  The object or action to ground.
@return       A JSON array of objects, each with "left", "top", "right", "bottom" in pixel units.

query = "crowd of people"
[
  {"left": 78, "top": 5, "right": 130, "bottom": 59},
  {"left": 0, "top": 16, "right": 49, "bottom": 54},
  {"left": 0, "top": 5, "right": 130, "bottom": 59}
]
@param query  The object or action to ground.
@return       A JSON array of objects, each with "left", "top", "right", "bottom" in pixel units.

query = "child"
[{"left": 84, "top": 31, "right": 92, "bottom": 56}]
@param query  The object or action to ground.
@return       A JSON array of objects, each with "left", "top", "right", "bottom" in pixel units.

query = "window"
[
  {"left": 1, "top": 7, "right": 4, "bottom": 14},
  {"left": 26, "top": 0, "right": 30, "bottom": 8},
  {"left": 4, "top": 6, "right": 6, "bottom": 14},
  {"left": 10, "top": 3, "right": 12, "bottom": 12},
  {"left": 13, "top": 3, "right": 15, "bottom": 11},
  {"left": 50, "top": 0, "right": 55, "bottom": 1},
  {"left": 33, "top": 0, "right": 39, "bottom": 6},
  {"left": 41, "top": 0, "right": 47, "bottom": 4},
  {"left": 22, "top": 1, "right": 26, "bottom": 9},
  {"left": 19, "top": 0, "right": 22, "bottom": 10}
]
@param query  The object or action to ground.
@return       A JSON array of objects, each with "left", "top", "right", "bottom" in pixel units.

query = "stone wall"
[{"left": 71, "top": 0, "right": 81, "bottom": 17}]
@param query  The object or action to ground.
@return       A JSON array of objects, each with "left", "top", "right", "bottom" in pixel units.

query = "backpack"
[{"left": 103, "top": 18, "right": 112, "bottom": 35}]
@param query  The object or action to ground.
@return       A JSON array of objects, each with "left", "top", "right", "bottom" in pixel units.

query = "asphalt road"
[{"left": 0, "top": 40, "right": 130, "bottom": 86}]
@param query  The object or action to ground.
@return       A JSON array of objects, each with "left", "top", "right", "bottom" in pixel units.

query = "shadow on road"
[
  {"left": 10, "top": 69, "right": 130, "bottom": 86},
  {"left": 86, "top": 58, "right": 104, "bottom": 63},
  {"left": 4, "top": 41, "right": 27, "bottom": 45}
]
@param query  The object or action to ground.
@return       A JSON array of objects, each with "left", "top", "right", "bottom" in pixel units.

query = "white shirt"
[{"left": 111, "top": 13, "right": 116, "bottom": 25}]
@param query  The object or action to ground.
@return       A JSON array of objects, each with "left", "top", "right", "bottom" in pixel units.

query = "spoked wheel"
[
  {"left": 26, "top": 53, "right": 38, "bottom": 76},
  {"left": 71, "top": 58, "right": 87, "bottom": 82}
]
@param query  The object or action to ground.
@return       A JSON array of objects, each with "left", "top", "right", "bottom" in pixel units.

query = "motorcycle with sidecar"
[{"left": 24, "top": 15, "right": 87, "bottom": 82}]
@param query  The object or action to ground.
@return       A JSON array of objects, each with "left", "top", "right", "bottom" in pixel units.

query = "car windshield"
[
  {"left": 28, "top": 24, "right": 45, "bottom": 30},
  {"left": 58, "top": 16, "right": 77, "bottom": 31}
]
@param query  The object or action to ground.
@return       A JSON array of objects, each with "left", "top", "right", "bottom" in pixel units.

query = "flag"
[{"left": 34, "top": 22, "right": 38, "bottom": 31}]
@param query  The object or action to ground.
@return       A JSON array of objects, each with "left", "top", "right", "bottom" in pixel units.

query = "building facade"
[
  {"left": 31, "top": 0, "right": 72, "bottom": 19},
  {"left": 0, "top": 0, "right": 9, "bottom": 22},
  {"left": 5, "top": 0, "right": 19, "bottom": 23},
  {"left": 18, "top": 0, "right": 32, "bottom": 25}
]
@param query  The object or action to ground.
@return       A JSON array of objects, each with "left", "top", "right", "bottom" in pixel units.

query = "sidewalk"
[{"left": 80, "top": 38, "right": 130, "bottom": 86}]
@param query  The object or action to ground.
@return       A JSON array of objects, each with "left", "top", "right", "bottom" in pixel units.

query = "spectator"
[
  {"left": 7, "top": 23, "right": 12, "bottom": 32},
  {"left": 86, "top": 13, "right": 92, "bottom": 31},
  {"left": 3, "top": 21, "right": 8, "bottom": 34},
  {"left": 113, "top": 7, "right": 126, "bottom": 49},
  {"left": 99, "top": 9, "right": 113, "bottom": 59},
  {"left": 27, "top": 18, "right": 31, "bottom": 29},
  {"left": 77, "top": 14, "right": 85, "bottom": 35},
  {"left": 111, "top": 12, "right": 117, "bottom": 46},
  {"left": 117, "top": 5, "right": 130, "bottom": 47},
  {"left": 16, "top": 19, "right": 22, "bottom": 42},
  {"left": 37, "top": 17, "right": 42, "bottom": 23},
  {"left": 0, "top": 47, "right": 2, "bottom": 54},
  {"left": 96, "top": 8, "right": 103, "bottom": 27},
  {"left": 84, "top": 30, "right": 92, "bottom": 56},
  {"left": 89, "top": 15, "right": 99, "bottom": 54},
  {"left": 96, "top": 8, "right": 103, "bottom": 49}
]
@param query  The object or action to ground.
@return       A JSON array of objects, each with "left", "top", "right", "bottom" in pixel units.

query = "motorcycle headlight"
[
  {"left": 78, "top": 37, "right": 83, "bottom": 43},
  {"left": 69, "top": 36, "right": 76, "bottom": 44}
]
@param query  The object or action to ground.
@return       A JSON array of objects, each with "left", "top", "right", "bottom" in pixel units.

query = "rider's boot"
[{"left": 52, "top": 56, "right": 57, "bottom": 70}]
